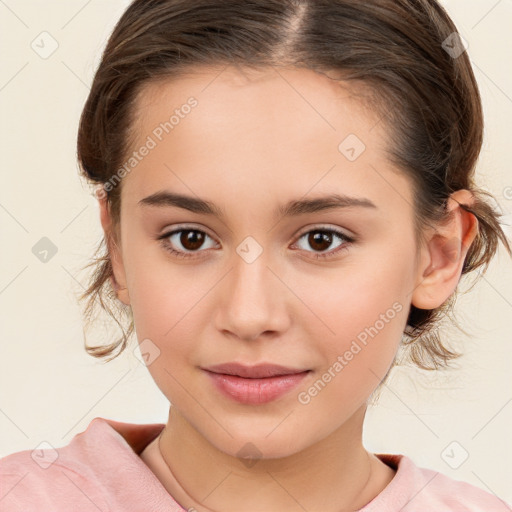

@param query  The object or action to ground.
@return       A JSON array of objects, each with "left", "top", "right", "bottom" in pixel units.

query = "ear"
[
  {"left": 96, "top": 188, "right": 131, "bottom": 306},
  {"left": 411, "top": 189, "right": 479, "bottom": 310}
]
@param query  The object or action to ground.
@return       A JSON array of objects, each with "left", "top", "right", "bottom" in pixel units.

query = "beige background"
[{"left": 1, "top": 0, "right": 511, "bottom": 503}]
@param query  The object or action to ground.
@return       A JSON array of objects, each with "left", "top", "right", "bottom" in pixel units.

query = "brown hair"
[{"left": 76, "top": 0, "right": 511, "bottom": 369}]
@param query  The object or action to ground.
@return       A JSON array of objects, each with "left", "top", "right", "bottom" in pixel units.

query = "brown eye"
[
  {"left": 179, "top": 230, "right": 206, "bottom": 251},
  {"left": 158, "top": 228, "right": 217, "bottom": 259},
  {"left": 307, "top": 231, "right": 334, "bottom": 252},
  {"left": 294, "top": 228, "right": 354, "bottom": 260}
]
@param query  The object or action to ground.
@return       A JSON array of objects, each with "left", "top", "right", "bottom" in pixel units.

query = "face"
[{"left": 106, "top": 65, "right": 422, "bottom": 458}]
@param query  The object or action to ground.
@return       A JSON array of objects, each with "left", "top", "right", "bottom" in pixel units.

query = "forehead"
[
  {"left": 133, "top": 65, "right": 380, "bottom": 136},
  {"left": 121, "top": 65, "right": 412, "bottom": 222}
]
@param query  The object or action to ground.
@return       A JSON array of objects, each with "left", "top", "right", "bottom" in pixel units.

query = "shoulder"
[
  {"left": 0, "top": 417, "right": 167, "bottom": 511},
  {"left": 0, "top": 418, "right": 117, "bottom": 511},
  {"left": 361, "top": 453, "right": 510, "bottom": 511}
]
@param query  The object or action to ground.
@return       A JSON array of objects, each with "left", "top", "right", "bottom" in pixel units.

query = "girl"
[{"left": 1, "top": 0, "right": 511, "bottom": 510}]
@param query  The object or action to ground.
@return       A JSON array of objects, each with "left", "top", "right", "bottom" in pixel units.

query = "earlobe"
[
  {"left": 97, "top": 190, "right": 131, "bottom": 306},
  {"left": 411, "top": 190, "right": 479, "bottom": 310}
]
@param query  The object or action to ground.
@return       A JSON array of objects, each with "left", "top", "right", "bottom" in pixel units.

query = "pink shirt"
[{"left": 0, "top": 416, "right": 509, "bottom": 511}]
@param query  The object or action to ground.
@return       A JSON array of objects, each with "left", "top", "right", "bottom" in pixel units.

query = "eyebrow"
[{"left": 138, "top": 191, "right": 377, "bottom": 218}]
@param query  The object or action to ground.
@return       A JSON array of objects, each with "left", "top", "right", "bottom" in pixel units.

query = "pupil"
[
  {"left": 182, "top": 230, "right": 204, "bottom": 250},
  {"left": 309, "top": 231, "right": 331, "bottom": 251}
]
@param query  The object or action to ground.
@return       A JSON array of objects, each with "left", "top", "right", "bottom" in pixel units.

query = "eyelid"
[
  {"left": 294, "top": 223, "right": 354, "bottom": 240},
  {"left": 159, "top": 223, "right": 218, "bottom": 240},
  {"left": 159, "top": 223, "right": 354, "bottom": 243},
  {"left": 158, "top": 223, "right": 356, "bottom": 260}
]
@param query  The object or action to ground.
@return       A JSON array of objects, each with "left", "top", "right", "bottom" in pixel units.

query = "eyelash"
[{"left": 157, "top": 226, "right": 355, "bottom": 261}]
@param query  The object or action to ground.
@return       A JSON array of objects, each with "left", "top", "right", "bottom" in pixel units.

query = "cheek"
[
  {"left": 297, "top": 281, "right": 406, "bottom": 413},
  {"left": 301, "top": 250, "right": 411, "bottom": 382},
  {"left": 127, "top": 262, "right": 208, "bottom": 403},
  {"left": 126, "top": 250, "right": 229, "bottom": 387},
  {"left": 307, "top": 250, "right": 409, "bottom": 332},
  {"left": 125, "top": 239, "right": 200, "bottom": 327}
]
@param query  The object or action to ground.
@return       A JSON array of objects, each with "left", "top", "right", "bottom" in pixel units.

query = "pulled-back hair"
[{"left": 76, "top": 0, "right": 511, "bottom": 369}]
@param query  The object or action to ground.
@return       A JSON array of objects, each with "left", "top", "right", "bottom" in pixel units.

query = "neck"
[{"left": 149, "top": 404, "right": 394, "bottom": 512}]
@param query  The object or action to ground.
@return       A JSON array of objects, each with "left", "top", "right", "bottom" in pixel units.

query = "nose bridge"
[{"left": 215, "top": 240, "right": 287, "bottom": 340}]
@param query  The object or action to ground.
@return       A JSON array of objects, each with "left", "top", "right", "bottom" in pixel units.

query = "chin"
[{"left": 203, "top": 422, "right": 315, "bottom": 462}]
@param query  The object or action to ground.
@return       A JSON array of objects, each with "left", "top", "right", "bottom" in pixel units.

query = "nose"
[{"left": 213, "top": 251, "right": 291, "bottom": 342}]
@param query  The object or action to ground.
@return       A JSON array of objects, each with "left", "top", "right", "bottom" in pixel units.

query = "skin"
[{"left": 98, "top": 65, "right": 478, "bottom": 511}]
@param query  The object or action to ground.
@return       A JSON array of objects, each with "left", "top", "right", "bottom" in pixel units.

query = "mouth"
[
  {"left": 201, "top": 363, "right": 312, "bottom": 404},
  {"left": 202, "top": 362, "right": 311, "bottom": 379}
]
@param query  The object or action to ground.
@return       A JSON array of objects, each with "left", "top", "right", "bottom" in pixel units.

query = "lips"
[
  {"left": 201, "top": 362, "right": 312, "bottom": 405},
  {"left": 202, "top": 362, "right": 309, "bottom": 379}
]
